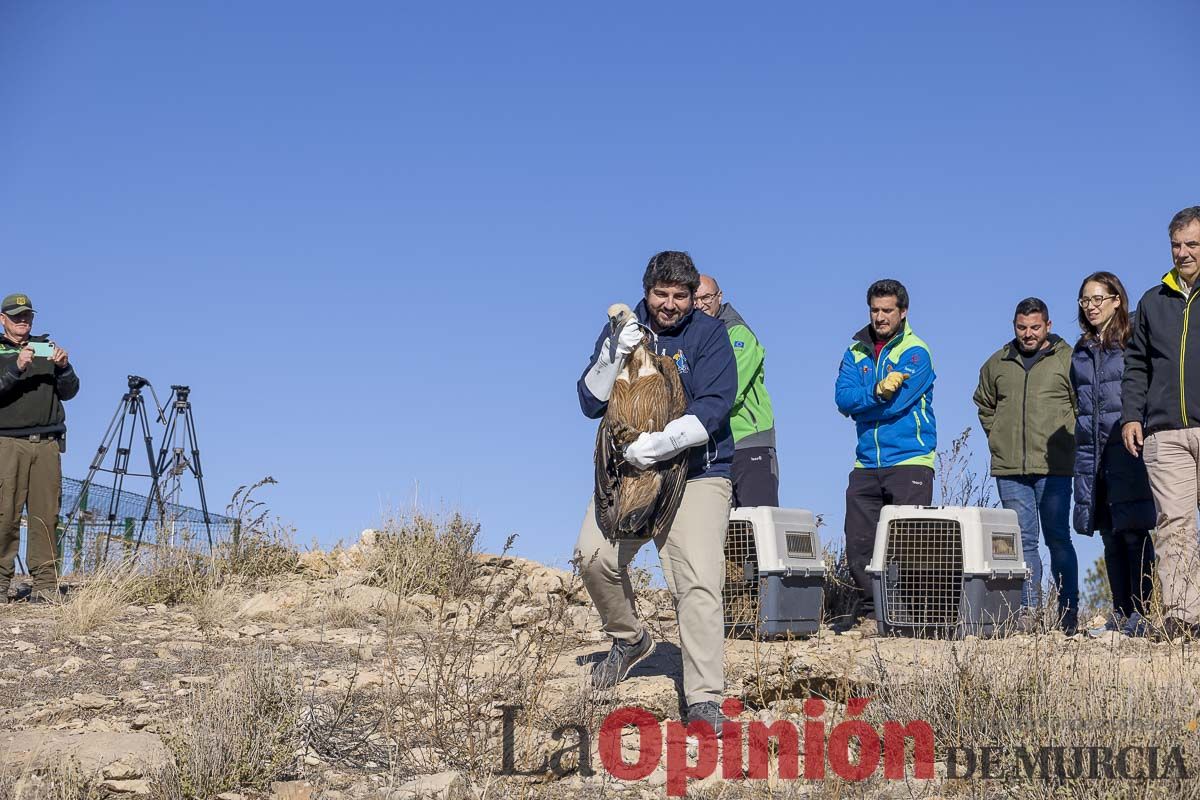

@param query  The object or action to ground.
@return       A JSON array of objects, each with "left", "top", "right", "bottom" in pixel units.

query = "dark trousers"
[
  {"left": 1101, "top": 529, "right": 1156, "bottom": 619},
  {"left": 732, "top": 446, "right": 779, "bottom": 507},
  {"left": 844, "top": 465, "right": 934, "bottom": 617}
]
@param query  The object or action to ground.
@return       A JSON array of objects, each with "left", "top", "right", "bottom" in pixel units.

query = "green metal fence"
[{"left": 51, "top": 476, "right": 238, "bottom": 573}]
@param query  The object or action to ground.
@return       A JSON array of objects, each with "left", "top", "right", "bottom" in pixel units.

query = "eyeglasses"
[
  {"left": 1078, "top": 294, "right": 1118, "bottom": 308},
  {"left": 696, "top": 292, "right": 720, "bottom": 305}
]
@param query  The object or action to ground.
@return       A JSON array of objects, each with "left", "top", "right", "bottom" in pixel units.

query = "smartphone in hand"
[{"left": 28, "top": 342, "right": 55, "bottom": 358}]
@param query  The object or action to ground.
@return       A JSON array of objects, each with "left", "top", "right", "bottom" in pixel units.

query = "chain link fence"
[{"left": 11, "top": 477, "right": 240, "bottom": 576}]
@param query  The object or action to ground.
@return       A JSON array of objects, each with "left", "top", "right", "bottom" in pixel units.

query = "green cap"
[{"left": 1, "top": 294, "right": 34, "bottom": 316}]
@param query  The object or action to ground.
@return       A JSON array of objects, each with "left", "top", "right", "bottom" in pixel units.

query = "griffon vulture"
[{"left": 593, "top": 303, "right": 689, "bottom": 540}]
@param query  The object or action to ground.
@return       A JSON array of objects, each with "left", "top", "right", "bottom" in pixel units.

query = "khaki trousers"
[
  {"left": 574, "top": 477, "right": 732, "bottom": 706},
  {"left": 1143, "top": 429, "right": 1200, "bottom": 625},
  {"left": 0, "top": 438, "right": 63, "bottom": 593}
]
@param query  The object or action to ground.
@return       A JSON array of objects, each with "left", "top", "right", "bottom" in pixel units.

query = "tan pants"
[
  {"left": 574, "top": 477, "right": 731, "bottom": 706},
  {"left": 0, "top": 438, "right": 63, "bottom": 593},
  {"left": 1143, "top": 429, "right": 1200, "bottom": 625}
]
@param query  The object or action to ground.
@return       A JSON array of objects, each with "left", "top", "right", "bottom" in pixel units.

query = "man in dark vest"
[{"left": 0, "top": 294, "right": 79, "bottom": 603}]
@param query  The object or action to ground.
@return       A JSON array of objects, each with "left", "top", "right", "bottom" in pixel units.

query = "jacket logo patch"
[
  {"left": 911, "top": 354, "right": 920, "bottom": 364},
  {"left": 673, "top": 351, "right": 690, "bottom": 374},
  {"left": 733, "top": 340, "right": 745, "bottom": 349}
]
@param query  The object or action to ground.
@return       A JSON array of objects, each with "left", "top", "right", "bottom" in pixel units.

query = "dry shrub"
[
  {"left": 154, "top": 646, "right": 301, "bottom": 798},
  {"left": 937, "top": 427, "right": 997, "bottom": 508},
  {"left": 223, "top": 477, "right": 300, "bottom": 580},
  {"left": 317, "top": 598, "right": 368, "bottom": 629},
  {"left": 0, "top": 762, "right": 100, "bottom": 800},
  {"left": 53, "top": 561, "right": 141, "bottom": 638},
  {"left": 190, "top": 584, "right": 241, "bottom": 633},
  {"left": 367, "top": 510, "right": 480, "bottom": 599},
  {"left": 384, "top": 535, "right": 581, "bottom": 780},
  {"left": 822, "top": 544, "right": 859, "bottom": 628},
  {"left": 301, "top": 659, "right": 393, "bottom": 771},
  {"left": 870, "top": 639, "right": 1200, "bottom": 798}
]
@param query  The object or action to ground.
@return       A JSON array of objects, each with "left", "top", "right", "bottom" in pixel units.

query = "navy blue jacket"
[
  {"left": 578, "top": 301, "right": 737, "bottom": 481},
  {"left": 1071, "top": 336, "right": 1156, "bottom": 535}
]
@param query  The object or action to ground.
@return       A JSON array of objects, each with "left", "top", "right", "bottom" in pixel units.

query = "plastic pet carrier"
[
  {"left": 723, "top": 507, "right": 825, "bottom": 637},
  {"left": 867, "top": 505, "right": 1027, "bottom": 638}
]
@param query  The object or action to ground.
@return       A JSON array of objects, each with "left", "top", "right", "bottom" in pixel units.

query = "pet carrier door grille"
[
  {"left": 723, "top": 520, "right": 759, "bottom": 629},
  {"left": 882, "top": 518, "right": 964, "bottom": 629}
]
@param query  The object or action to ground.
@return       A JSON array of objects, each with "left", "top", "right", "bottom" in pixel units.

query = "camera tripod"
[
  {"left": 139, "top": 384, "right": 213, "bottom": 551},
  {"left": 63, "top": 376, "right": 214, "bottom": 560},
  {"left": 63, "top": 375, "right": 169, "bottom": 561}
]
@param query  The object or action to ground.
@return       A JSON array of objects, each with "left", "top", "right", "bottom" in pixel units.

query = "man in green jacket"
[
  {"left": 697, "top": 275, "right": 779, "bottom": 506},
  {"left": 974, "top": 297, "right": 1078, "bottom": 632}
]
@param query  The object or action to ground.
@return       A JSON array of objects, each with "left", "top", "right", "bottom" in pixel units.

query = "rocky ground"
[{"left": 2, "top": 532, "right": 1199, "bottom": 799}]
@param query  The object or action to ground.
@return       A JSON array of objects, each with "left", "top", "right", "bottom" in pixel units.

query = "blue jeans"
[{"left": 996, "top": 475, "right": 1078, "bottom": 613}]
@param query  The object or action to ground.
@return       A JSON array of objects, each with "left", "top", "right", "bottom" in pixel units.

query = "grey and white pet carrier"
[
  {"left": 867, "top": 506, "right": 1027, "bottom": 637},
  {"left": 723, "top": 507, "right": 825, "bottom": 637}
]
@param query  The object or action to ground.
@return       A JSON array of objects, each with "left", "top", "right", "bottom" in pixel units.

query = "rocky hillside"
[{"left": 2, "top": 526, "right": 1198, "bottom": 799}]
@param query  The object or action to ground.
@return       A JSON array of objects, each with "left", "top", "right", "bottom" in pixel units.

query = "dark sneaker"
[
  {"left": 685, "top": 701, "right": 725, "bottom": 738},
  {"left": 1061, "top": 611, "right": 1079, "bottom": 636},
  {"left": 591, "top": 629, "right": 654, "bottom": 690},
  {"left": 1121, "top": 612, "right": 1150, "bottom": 638}
]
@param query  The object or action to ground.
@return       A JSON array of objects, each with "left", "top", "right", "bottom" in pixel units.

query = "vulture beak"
[
  {"left": 607, "top": 302, "right": 633, "bottom": 334},
  {"left": 606, "top": 302, "right": 636, "bottom": 361}
]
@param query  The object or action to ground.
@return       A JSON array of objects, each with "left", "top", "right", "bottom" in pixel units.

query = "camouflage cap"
[{"left": 1, "top": 294, "right": 34, "bottom": 316}]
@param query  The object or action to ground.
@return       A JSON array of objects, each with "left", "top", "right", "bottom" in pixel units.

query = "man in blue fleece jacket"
[{"left": 574, "top": 251, "right": 737, "bottom": 735}]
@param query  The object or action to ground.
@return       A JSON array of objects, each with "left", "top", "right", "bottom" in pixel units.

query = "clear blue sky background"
[{"left": 2, "top": 2, "right": 1196, "bottom": 576}]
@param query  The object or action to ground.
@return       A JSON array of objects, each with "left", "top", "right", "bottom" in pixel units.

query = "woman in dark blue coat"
[{"left": 1071, "top": 271, "right": 1157, "bottom": 636}]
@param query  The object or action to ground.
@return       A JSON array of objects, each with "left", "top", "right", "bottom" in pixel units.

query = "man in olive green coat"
[{"left": 974, "top": 297, "right": 1078, "bottom": 632}]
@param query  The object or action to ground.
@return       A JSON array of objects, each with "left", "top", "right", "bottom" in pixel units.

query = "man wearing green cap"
[{"left": 0, "top": 294, "right": 78, "bottom": 603}]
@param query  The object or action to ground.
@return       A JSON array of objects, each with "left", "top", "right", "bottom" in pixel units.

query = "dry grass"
[
  {"left": 366, "top": 510, "right": 481, "bottom": 599},
  {"left": 153, "top": 646, "right": 301, "bottom": 798},
  {"left": 0, "top": 762, "right": 101, "bottom": 800},
  {"left": 189, "top": 583, "right": 241, "bottom": 633},
  {"left": 52, "top": 561, "right": 142, "bottom": 638}
]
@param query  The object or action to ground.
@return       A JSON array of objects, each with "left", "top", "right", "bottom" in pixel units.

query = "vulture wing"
[{"left": 647, "top": 351, "right": 691, "bottom": 540}]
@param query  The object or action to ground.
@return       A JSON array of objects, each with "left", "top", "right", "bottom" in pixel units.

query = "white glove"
[
  {"left": 583, "top": 318, "right": 643, "bottom": 402},
  {"left": 623, "top": 415, "right": 709, "bottom": 470}
]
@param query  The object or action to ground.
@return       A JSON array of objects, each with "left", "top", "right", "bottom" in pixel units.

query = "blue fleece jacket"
[{"left": 578, "top": 300, "right": 737, "bottom": 480}]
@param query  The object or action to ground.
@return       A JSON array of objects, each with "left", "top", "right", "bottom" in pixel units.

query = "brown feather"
[{"left": 593, "top": 330, "right": 692, "bottom": 540}]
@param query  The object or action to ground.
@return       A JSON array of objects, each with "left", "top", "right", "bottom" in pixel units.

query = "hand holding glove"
[
  {"left": 623, "top": 415, "right": 709, "bottom": 470},
  {"left": 875, "top": 370, "right": 908, "bottom": 400},
  {"left": 584, "top": 317, "right": 644, "bottom": 402}
]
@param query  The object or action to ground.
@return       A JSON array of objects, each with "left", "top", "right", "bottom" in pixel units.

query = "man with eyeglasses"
[
  {"left": 696, "top": 275, "right": 779, "bottom": 507},
  {"left": 1121, "top": 205, "right": 1200, "bottom": 640},
  {"left": 0, "top": 294, "right": 78, "bottom": 604},
  {"left": 974, "top": 297, "right": 1078, "bottom": 633}
]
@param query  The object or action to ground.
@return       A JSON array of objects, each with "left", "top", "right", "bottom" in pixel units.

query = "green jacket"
[
  {"left": 716, "top": 304, "right": 775, "bottom": 449},
  {"left": 973, "top": 335, "right": 1076, "bottom": 477}
]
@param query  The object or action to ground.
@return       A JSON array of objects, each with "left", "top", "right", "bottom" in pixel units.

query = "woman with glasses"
[{"left": 1070, "top": 271, "right": 1157, "bottom": 637}]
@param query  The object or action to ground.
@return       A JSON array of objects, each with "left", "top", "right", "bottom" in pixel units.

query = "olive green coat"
[{"left": 973, "top": 336, "right": 1077, "bottom": 477}]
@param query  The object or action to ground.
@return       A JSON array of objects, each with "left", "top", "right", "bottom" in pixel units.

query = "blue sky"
[{"left": 1, "top": 2, "right": 1195, "bottom": 574}]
